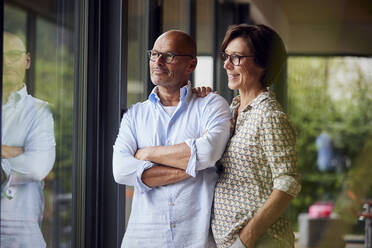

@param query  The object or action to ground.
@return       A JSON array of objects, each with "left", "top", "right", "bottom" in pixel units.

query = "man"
[
  {"left": 113, "top": 30, "right": 231, "bottom": 247},
  {"left": 1, "top": 32, "right": 56, "bottom": 247}
]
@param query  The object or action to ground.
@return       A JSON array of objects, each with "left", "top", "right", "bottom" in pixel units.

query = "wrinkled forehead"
[{"left": 3, "top": 33, "right": 26, "bottom": 52}]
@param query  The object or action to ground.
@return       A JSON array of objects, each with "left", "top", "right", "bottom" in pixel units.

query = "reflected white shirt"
[
  {"left": 1, "top": 85, "right": 56, "bottom": 223},
  {"left": 113, "top": 83, "right": 231, "bottom": 248}
]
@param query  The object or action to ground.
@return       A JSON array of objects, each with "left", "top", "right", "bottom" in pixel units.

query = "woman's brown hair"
[{"left": 221, "top": 24, "right": 287, "bottom": 88}]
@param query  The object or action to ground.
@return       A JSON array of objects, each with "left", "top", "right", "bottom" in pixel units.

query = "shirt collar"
[
  {"left": 231, "top": 90, "right": 272, "bottom": 112},
  {"left": 4, "top": 84, "right": 28, "bottom": 106},
  {"left": 148, "top": 81, "right": 192, "bottom": 105}
]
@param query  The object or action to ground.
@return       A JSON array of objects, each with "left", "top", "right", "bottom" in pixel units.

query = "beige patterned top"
[{"left": 212, "top": 91, "right": 301, "bottom": 248}]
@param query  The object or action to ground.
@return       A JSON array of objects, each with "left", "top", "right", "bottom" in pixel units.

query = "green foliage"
[
  {"left": 287, "top": 57, "right": 372, "bottom": 230},
  {"left": 35, "top": 23, "right": 74, "bottom": 248},
  {"left": 334, "top": 138, "right": 372, "bottom": 226},
  {"left": 33, "top": 19, "right": 74, "bottom": 194}
]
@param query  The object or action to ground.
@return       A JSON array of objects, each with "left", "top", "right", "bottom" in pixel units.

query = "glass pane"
[
  {"left": 2, "top": 1, "right": 75, "bottom": 247},
  {"left": 287, "top": 56, "right": 372, "bottom": 245},
  {"left": 194, "top": 56, "right": 213, "bottom": 88},
  {"left": 127, "top": 0, "right": 146, "bottom": 106},
  {"left": 126, "top": 0, "right": 147, "bottom": 229},
  {"left": 162, "top": 0, "right": 188, "bottom": 32},
  {"left": 195, "top": 0, "right": 213, "bottom": 88},
  {"left": 196, "top": 0, "right": 213, "bottom": 55}
]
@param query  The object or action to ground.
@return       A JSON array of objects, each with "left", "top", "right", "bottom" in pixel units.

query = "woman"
[{"left": 211, "top": 24, "right": 301, "bottom": 248}]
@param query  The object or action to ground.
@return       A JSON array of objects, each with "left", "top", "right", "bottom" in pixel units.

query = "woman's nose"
[{"left": 223, "top": 58, "right": 233, "bottom": 70}]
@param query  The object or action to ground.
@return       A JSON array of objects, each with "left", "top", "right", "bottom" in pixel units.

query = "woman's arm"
[{"left": 239, "top": 189, "right": 293, "bottom": 248}]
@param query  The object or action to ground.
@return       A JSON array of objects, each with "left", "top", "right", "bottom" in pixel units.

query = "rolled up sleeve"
[
  {"left": 6, "top": 106, "right": 56, "bottom": 184},
  {"left": 261, "top": 111, "right": 301, "bottom": 197},
  {"left": 113, "top": 110, "right": 154, "bottom": 193},
  {"left": 184, "top": 94, "right": 231, "bottom": 177}
]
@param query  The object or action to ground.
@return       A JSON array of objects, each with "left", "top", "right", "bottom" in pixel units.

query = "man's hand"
[
  {"left": 1, "top": 145, "right": 23, "bottom": 159},
  {"left": 135, "top": 147, "right": 191, "bottom": 187},
  {"left": 135, "top": 148, "right": 150, "bottom": 161},
  {"left": 135, "top": 143, "right": 191, "bottom": 170}
]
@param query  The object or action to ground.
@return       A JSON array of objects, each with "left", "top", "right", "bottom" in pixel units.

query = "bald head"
[
  {"left": 4, "top": 32, "right": 26, "bottom": 52},
  {"left": 149, "top": 30, "right": 197, "bottom": 92},
  {"left": 155, "top": 30, "right": 197, "bottom": 57}
]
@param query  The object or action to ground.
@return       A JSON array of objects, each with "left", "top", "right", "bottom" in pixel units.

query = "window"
[
  {"left": 194, "top": 56, "right": 213, "bottom": 88},
  {"left": 162, "top": 0, "right": 188, "bottom": 32},
  {"left": 287, "top": 56, "right": 372, "bottom": 237},
  {"left": 2, "top": 1, "right": 75, "bottom": 246},
  {"left": 194, "top": 0, "right": 213, "bottom": 88},
  {"left": 125, "top": 0, "right": 148, "bottom": 229},
  {"left": 127, "top": 0, "right": 147, "bottom": 105}
]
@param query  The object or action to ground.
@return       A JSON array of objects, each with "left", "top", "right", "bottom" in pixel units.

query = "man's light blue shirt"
[
  {"left": 113, "top": 83, "right": 231, "bottom": 248},
  {"left": 1, "top": 85, "right": 55, "bottom": 247}
]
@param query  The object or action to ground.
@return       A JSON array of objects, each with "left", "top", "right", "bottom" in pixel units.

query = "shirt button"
[{"left": 6, "top": 188, "right": 15, "bottom": 198}]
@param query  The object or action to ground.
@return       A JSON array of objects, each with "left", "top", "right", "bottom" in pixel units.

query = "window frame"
[{"left": 73, "top": 0, "right": 128, "bottom": 247}]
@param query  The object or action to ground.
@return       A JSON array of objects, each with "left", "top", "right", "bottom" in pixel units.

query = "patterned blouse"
[{"left": 212, "top": 91, "right": 301, "bottom": 248}]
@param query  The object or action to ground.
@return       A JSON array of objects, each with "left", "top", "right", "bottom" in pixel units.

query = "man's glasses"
[
  {"left": 4, "top": 50, "right": 26, "bottom": 63},
  {"left": 147, "top": 50, "right": 194, "bottom": 64},
  {"left": 220, "top": 52, "right": 254, "bottom": 66}
]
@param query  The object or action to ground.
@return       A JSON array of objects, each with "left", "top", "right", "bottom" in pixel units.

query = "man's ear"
[
  {"left": 25, "top": 52, "right": 31, "bottom": 70},
  {"left": 187, "top": 57, "right": 197, "bottom": 73}
]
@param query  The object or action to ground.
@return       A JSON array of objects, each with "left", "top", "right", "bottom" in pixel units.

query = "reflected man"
[
  {"left": 1, "top": 32, "right": 56, "bottom": 248},
  {"left": 113, "top": 30, "right": 231, "bottom": 247}
]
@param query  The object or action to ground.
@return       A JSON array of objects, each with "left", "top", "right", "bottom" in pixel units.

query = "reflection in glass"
[
  {"left": 126, "top": 0, "right": 147, "bottom": 230},
  {"left": 1, "top": 31, "right": 56, "bottom": 248},
  {"left": 127, "top": 0, "right": 146, "bottom": 105},
  {"left": 195, "top": 0, "right": 213, "bottom": 88},
  {"left": 1, "top": 1, "right": 75, "bottom": 247}
]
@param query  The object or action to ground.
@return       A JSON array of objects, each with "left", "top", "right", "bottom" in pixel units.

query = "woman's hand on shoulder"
[{"left": 192, "top": 86, "right": 218, "bottom": 98}]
